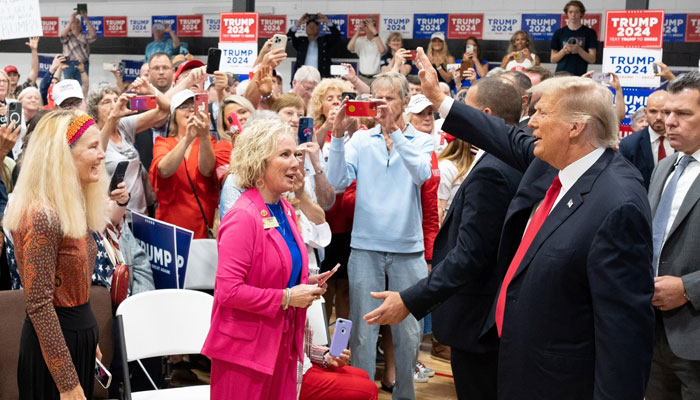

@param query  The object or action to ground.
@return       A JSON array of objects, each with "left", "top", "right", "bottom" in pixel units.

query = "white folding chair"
[
  {"left": 183, "top": 239, "right": 218, "bottom": 290},
  {"left": 115, "top": 289, "right": 213, "bottom": 400}
]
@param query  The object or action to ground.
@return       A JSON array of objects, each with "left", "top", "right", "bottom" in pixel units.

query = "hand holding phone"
[
  {"left": 330, "top": 65, "right": 349, "bottom": 76},
  {"left": 109, "top": 161, "right": 129, "bottom": 194},
  {"left": 329, "top": 318, "right": 352, "bottom": 357},
  {"left": 126, "top": 95, "right": 157, "bottom": 111},
  {"left": 316, "top": 264, "right": 340, "bottom": 287},
  {"left": 95, "top": 358, "right": 112, "bottom": 389},
  {"left": 298, "top": 117, "right": 314, "bottom": 144},
  {"left": 194, "top": 93, "right": 208, "bottom": 114},
  {"left": 227, "top": 112, "right": 242, "bottom": 134},
  {"left": 206, "top": 48, "right": 222, "bottom": 75},
  {"left": 346, "top": 100, "right": 378, "bottom": 117}
]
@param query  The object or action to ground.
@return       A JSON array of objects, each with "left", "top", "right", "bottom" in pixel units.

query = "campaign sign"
[
  {"left": 483, "top": 14, "right": 521, "bottom": 40},
  {"left": 413, "top": 13, "right": 448, "bottom": 39},
  {"left": 347, "top": 14, "right": 381, "bottom": 38},
  {"left": 218, "top": 42, "right": 258, "bottom": 74},
  {"left": 82, "top": 16, "right": 104, "bottom": 37},
  {"left": 220, "top": 12, "right": 258, "bottom": 42},
  {"left": 560, "top": 13, "right": 602, "bottom": 38},
  {"left": 0, "top": 0, "right": 42, "bottom": 40},
  {"left": 447, "top": 14, "right": 484, "bottom": 39},
  {"left": 131, "top": 212, "right": 193, "bottom": 290},
  {"left": 604, "top": 10, "right": 664, "bottom": 48},
  {"left": 38, "top": 55, "right": 54, "bottom": 79},
  {"left": 120, "top": 59, "right": 143, "bottom": 82},
  {"left": 320, "top": 15, "right": 348, "bottom": 38},
  {"left": 522, "top": 14, "right": 560, "bottom": 41},
  {"left": 152, "top": 15, "right": 177, "bottom": 38},
  {"left": 662, "top": 14, "right": 686, "bottom": 42},
  {"left": 104, "top": 16, "right": 127, "bottom": 37},
  {"left": 687, "top": 14, "right": 700, "bottom": 42},
  {"left": 127, "top": 17, "right": 152, "bottom": 37},
  {"left": 203, "top": 14, "right": 220, "bottom": 37},
  {"left": 259, "top": 15, "right": 286, "bottom": 38},
  {"left": 602, "top": 47, "right": 662, "bottom": 87},
  {"left": 42, "top": 17, "right": 60, "bottom": 37},
  {"left": 177, "top": 15, "right": 203, "bottom": 37},
  {"left": 381, "top": 15, "right": 413, "bottom": 39},
  {"left": 59, "top": 17, "right": 72, "bottom": 32}
]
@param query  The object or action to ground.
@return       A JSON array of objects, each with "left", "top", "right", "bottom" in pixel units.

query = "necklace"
[{"left": 266, "top": 203, "right": 287, "bottom": 235}]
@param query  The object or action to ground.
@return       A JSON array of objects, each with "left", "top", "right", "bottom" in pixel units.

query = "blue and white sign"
[
  {"left": 663, "top": 14, "right": 686, "bottom": 42},
  {"left": 120, "top": 59, "right": 143, "bottom": 82},
  {"left": 622, "top": 86, "right": 656, "bottom": 117},
  {"left": 288, "top": 15, "right": 347, "bottom": 38},
  {"left": 203, "top": 14, "right": 220, "bottom": 37},
  {"left": 127, "top": 16, "right": 151, "bottom": 37},
  {"left": 82, "top": 16, "right": 104, "bottom": 37},
  {"left": 483, "top": 14, "right": 521, "bottom": 40},
  {"left": 152, "top": 15, "right": 177, "bottom": 37},
  {"left": 218, "top": 42, "right": 258, "bottom": 75},
  {"left": 413, "top": 13, "right": 448, "bottom": 39},
  {"left": 602, "top": 47, "right": 663, "bottom": 88},
  {"left": 131, "top": 212, "right": 193, "bottom": 289},
  {"left": 521, "top": 14, "right": 560, "bottom": 41},
  {"left": 38, "top": 55, "right": 54, "bottom": 80},
  {"left": 381, "top": 14, "right": 413, "bottom": 39}
]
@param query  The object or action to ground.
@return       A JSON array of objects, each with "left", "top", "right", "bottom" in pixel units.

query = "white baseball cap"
[
  {"left": 405, "top": 94, "right": 434, "bottom": 114},
  {"left": 170, "top": 89, "right": 195, "bottom": 114},
  {"left": 52, "top": 79, "right": 83, "bottom": 106},
  {"left": 430, "top": 32, "right": 446, "bottom": 42}
]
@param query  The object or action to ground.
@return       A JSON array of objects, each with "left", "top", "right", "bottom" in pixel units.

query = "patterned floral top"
[{"left": 12, "top": 208, "right": 96, "bottom": 393}]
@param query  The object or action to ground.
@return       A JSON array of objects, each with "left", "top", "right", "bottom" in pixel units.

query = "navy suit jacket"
[
  {"left": 442, "top": 100, "right": 655, "bottom": 400},
  {"left": 618, "top": 127, "right": 655, "bottom": 189},
  {"left": 287, "top": 24, "right": 341, "bottom": 78},
  {"left": 400, "top": 153, "right": 522, "bottom": 353}
]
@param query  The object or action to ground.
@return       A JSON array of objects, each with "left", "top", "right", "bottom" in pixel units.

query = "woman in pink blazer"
[{"left": 202, "top": 118, "right": 327, "bottom": 399}]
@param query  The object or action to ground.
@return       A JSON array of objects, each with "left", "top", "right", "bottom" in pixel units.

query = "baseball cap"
[
  {"left": 170, "top": 89, "right": 195, "bottom": 114},
  {"left": 174, "top": 59, "right": 205, "bottom": 82},
  {"left": 430, "top": 32, "right": 446, "bottom": 42},
  {"left": 52, "top": 79, "right": 83, "bottom": 106},
  {"left": 405, "top": 94, "right": 434, "bottom": 114},
  {"left": 4, "top": 65, "right": 18, "bottom": 75}
]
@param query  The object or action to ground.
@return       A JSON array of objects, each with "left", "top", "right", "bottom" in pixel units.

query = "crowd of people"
[{"left": 1, "top": 1, "right": 699, "bottom": 399}]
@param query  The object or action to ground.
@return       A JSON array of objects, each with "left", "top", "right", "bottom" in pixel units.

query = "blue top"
[
  {"left": 144, "top": 38, "right": 175, "bottom": 62},
  {"left": 266, "top": 201, "right": 302, "bottom": 288}
]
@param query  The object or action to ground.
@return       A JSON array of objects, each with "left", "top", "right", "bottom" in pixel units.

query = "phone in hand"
[
  {"left": 466, "top": 44, "right": 474, "bottom": 53},
  {"left": 194, "top": 93, "right": 208, "bottom": 114},
  {"left": 270, "top": 34, "right": 288, "bottom": 51},
  {"left": 8, "top": 102, "right": 22, "bottom": 127},
  {"left": 127, "top": 95, "right": 157, "bottom": 111},
  {"left": 206, "top": 48, "right": 222, "bottom": 75},
  {"left": 346, "top": 100, "right": 377, "bottom": 117},
  {"left": 298, "top": 117, "right": 314, "bottom": 144},
  {"left": 76, "top": 3, "right": 87, "bottom": 13},
  {"left": 103, "top": 62, "right": 119, "bottom": 72},
  {"left": 227, "top": 112, "right": 242, "bottom": 134},
  {"left": 316, "top": 263, "right": 340, "bottom": 287},
  {"left": 330, "top": 65, "right": 349, "bottom": 76},
  {"left": 329, "top": 318, "right": 352, "bottom": 357},
  {"left": 341, "top": 91, "right": 356, "bottom": 101},
  {"left": 153, "top": 22, "right": 165, "bottom": 31},
  {"left": 592, "top": 72, "right": 613, "bottom": 83},
  {"left": 60, "top": 56, "right": 69, "bottom": 65},
  {"left": 406, "top": 50, "right": 417, "bottom": 60},
  {"left": 653, "top": 64, "right": 661, "bottom": 75},
  {"left": 108, "top": 161, "right": 129, "bottom": 194}
]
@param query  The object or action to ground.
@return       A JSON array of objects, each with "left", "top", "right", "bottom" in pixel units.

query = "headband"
[{"left": 66, "top": 114, "right": 95, "bottom": 146}]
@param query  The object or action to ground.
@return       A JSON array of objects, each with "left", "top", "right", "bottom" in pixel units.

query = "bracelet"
[
  {"left": 116, "top": 193, "right": 131, "bottom": 207},
  {"left": 282, "top": 288, "right": 291, "bottom": 310}
]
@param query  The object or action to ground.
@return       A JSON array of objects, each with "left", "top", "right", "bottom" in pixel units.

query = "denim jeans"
[
  {"left": 62, "top": 60, "right": 89, "bottom": 85},
  {"left": 348, "top": 249, "right": 427, "bottom": 400}
]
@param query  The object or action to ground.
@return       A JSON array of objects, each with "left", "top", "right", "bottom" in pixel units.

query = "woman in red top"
[
  {"left": 149, "top": 90, "right": 218, "bottom": 238},
  {"left": 6, "top": 110, "right": 107, "bottom": 400}
]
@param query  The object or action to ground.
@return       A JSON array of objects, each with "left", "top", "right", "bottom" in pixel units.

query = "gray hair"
[
  {"left": 668, "top": 71, "right": 700, "bottom": 104},
  {"left": 293, "top": 66, "right": 321, "bottom": 84},
  {"left": 371, "top": 72, "right": 410, "bottom": 101}
]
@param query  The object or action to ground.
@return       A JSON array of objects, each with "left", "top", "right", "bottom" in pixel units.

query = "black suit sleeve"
[
  {"left": 442, "top": 100, "right": 536, "bottom": 173},
  {"left": 287, "top": 28, "right": 305, "bottom": 50},
  {"left": 587, "top": 201, "right": 654, "bottom": 399},
  {"left": 327, "top": 24, "right": 341, "bottom": 44},
  {"left": 400, "top": 163, "right": 516, "bottom": 319}
]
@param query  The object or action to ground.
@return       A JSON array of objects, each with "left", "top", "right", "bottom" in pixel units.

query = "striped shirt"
[{"left": 61, "top": 31, "right": 96, "bottom": 62}]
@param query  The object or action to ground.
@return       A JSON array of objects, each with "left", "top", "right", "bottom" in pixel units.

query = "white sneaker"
[
  {"left": 414, "top": 367, "right": 429, "bottom": 383},
  {"left": 417, "top": 361, "right": 435, "bottom": 377}
]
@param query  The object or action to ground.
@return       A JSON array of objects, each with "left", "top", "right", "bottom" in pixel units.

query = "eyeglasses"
[{"left": 0, "top": 79, "right": 8, "bottom": 85}]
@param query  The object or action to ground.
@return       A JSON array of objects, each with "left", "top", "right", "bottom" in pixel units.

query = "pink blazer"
[{"left": 201, "top": 188, "right": 309, "bottom": 375}]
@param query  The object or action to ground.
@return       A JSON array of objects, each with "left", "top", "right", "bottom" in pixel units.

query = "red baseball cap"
[
  {"left": 174, "top": 59, "right": 205, "bottom": 82},
  {"left": 4, "top": 65, "right": 18, "bottom": 75}
]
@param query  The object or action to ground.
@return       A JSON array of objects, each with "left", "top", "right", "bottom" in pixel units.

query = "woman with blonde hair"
[
  {"left": 437, "top": 136, "right": 475, "bottom": 224},
  {"left": 5, "top": 109, "right": 107, "bottom": 400},
  {"left": 426, "top": 32, "right": 455, "bottom": 84},
  {"left": 500, "top": 30, "right": 540, "bottom": 71},
  {"left": 215, "top": 94, "right": 255, "bottom": 182},
  {"left": 309, "top": 78, "right": 353, "bottom": 149}
]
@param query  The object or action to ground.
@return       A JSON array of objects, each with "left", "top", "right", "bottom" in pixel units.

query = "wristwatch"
[{"left": 314, "top": 166, "right": 325, "bottom": 175}]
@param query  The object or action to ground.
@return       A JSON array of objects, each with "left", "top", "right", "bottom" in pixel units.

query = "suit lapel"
[
  {"left": 247, "top": 189, "right": 293, "bottom": 285},
  {"left": 666, "top": 172, "right": 700, "bottom": 241},
  {"left": 648, "top": 154, "right": 678, "bottom": 214}
]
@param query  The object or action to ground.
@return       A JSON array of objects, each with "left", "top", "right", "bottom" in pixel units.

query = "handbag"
[
  {"left": 110, "top": 263, "right": 130, "bottom": 307},
  {"left": 184, "top": 158, "right": 216, "bottom": 239}
]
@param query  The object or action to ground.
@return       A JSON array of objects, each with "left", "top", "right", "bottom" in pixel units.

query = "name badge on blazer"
[{"left": 263, "top": 217, "right": 279, "bottom": 230}]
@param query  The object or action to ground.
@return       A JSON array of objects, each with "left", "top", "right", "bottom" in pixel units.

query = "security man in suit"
[
  {"left": 363, "top": 77, "right": 524, "bottom": 399},
  {"left": 415, "top": 47, "right": 655, "bottom": 399},
  {"left": 646, "top": 71, "right": 700, "bottom": 399},
  {"left": 619, "top": 90, "right": 673, "bottom": 189},
  {"left": 287, "top": 13, "right": 341, "bottom": 78}
]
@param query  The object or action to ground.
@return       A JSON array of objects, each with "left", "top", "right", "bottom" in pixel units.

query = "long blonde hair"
[
  {"left": 4, "top": 110, "right": 107, "bottom": 237},
  {"left": 427, "top": 38, "right": 451, "bottom": 65},
  {"left": 437, "top": 139, "right": 475, "bottom": 185}
]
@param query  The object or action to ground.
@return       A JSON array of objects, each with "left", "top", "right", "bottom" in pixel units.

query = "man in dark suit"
[
  {"left": 363, "top": 77, "right": 523, "bottom": 399},
  {"left": 646, "top": 71, "right": 700, "bottom": 399},
  {"left": 619, "top": 90, "right": 673, "bottom": 189},
  {"left": 287, "top": 13, "right": 341, "bottom": 78},
  {"left": 416, "top": 47, "right": 655, "bottom": 399}
]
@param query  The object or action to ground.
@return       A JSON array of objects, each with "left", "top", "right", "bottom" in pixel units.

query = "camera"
[{"left": 567, "top": 38, "right": 578, "bottom": 45}]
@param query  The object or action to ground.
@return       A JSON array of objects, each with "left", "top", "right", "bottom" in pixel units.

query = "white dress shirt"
[
  {"left": 648, "top": 126, "right": 674, "bottom": 166},
  {"left": 659, "top": 148, "right": 700, "bottom": 245}
]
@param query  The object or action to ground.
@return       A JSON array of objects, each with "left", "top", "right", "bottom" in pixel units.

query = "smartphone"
[
  {"left": 227, "top": 112, "right": 242, "bottom": 134},
  {"left": 317, "top": 263, "right": 340, "bottom": 287},
  {"left": 330, "top": 65, "right": 349, "bottom": 76},
  {"left": 76, "top": 3, "right": 87, "bottom": 13},
  {"left": 60, "top": 56, "right": 69, "bottom": 65},
  {"left": 406, "top": 50, "right": 417, "bottom": 61},
  {"left": 127, "top": 95, "right": 157, "bottom": 111},
  {"left": 270, "top": 34, "right": 288, "bottom": 51},
  {"left": 153, "top": 22, "right": 165, "bottom": 31},
  {"left": 8, "top": 102, "right": 22, "bottom": 127},
  {"left": 592, "top": 72, "right": 613, "bottom": 83},
  {"left": 108, "top": 161, "right": 129, "bottom": 194},
  {"left": 653, "top": 64, "right": 661, "bottom": 74},
  {"left": 206, "top": 48, "right": 222, "bottom": 75},
  {"left": 567, "top": 37, "right": 578, "bottom": 45},
  {"left": 329, "top": 318, "right": 352, "bottom": 357},
  {"left": 95, "top": 357, "right": 111, "bottom": 389},
  {"left": 341, "top": 91, "right": 356, "bottom": 101},
  {"left": 346, "top": 100, "right": 377, "bottom": 117},
  {"left": 446, "top": 63, "right": 460, "bottom": 72},
  {"left": 103, "top": 62, "right": 119, "bottom": 72},
  {"left": 194, "top": 93, "right": 208, "bottom": 114},
  {"left": 466, "top": 44, "right": 474, "bottom": 53},
  {"left": 298, "top": 117, "right": 314, "bottom": 144}
]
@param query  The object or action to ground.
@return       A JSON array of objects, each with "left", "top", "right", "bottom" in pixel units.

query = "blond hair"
[
  {"left": 438, "top": 140, "right": 475, "bottom": 185},
  {"left": 4, "top": 110, "right": 107, "bottom": 237},
  {"left": 230, "top": 117, "right": 295, "bottom": 189},
  {"left": 216, "top": 94, "right": 255, "bottom": 142},
  {"left": 310, "top": 78, "right": 352, "bottom": 128},
  {"left": 529, "top": 77, "right": 619, "bottom": 148}
]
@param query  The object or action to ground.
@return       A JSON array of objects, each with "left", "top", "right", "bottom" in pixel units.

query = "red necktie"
[
  {"left": 495, "top": 176, "right": 562, "bottom": 337},
  {"left": 658, "top": 136, "right": 667, "bottom": 162}
]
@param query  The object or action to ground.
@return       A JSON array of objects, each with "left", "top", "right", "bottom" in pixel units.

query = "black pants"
[
  {"left": 18, "top": 303, "right": 98, "bottom": 400},
  {"left": 451, "top": 347, "right": 499, "bottom": 400}
]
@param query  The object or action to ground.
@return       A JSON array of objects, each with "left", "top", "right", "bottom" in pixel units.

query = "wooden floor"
[{"left": 375, "top": 335, "right": 457, "bottom": 400}]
